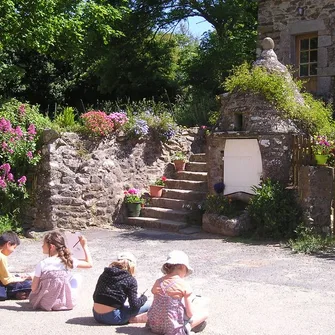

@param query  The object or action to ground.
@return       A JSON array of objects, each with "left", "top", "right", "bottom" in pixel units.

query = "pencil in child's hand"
[
  {"left": 73, "top": 238, "right": 80, "bottom": 248},
  {"left": 141, "top": 288, "right": 148, "bottom": 296}
]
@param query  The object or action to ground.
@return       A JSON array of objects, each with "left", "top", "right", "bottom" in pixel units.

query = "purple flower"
[
  {"left": 1, "top": 142, "right": 7, "bottom": 149},
  {"left": 7, "top": 173, "right": 14, "bottom": 181},
  {"left": 18, "top": 176, "right": 27, "bottom": 185},
  {"left": 27, "top": 151, "right": 33, "bottom": 159},
  {"left": 133, "top": 118, "right": 149, "bottom": 136}
]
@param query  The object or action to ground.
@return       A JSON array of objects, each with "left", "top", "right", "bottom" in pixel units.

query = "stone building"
[
  {"left": 207, "top": 38, "right": 302, "bottom": 197},
  {"left": 258, "top": 0, "right": 335, "bottom": 98},
  {"left": 205, "top": 38, "right": 333, "bottom": 235}
]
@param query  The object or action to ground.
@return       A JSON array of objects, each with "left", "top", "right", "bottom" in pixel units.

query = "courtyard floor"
[{"left": 1, "top": 226, "right": 335, "bottom": 335}]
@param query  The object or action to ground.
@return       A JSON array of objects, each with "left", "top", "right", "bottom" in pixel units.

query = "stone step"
[
  {"left": 150, "top": 198, "right": 201, "bottom": 211},
  {"left": 126, "top": 217, "right": 188, "bottom": 232},
  {"left": 141, "top": 207, "right": 188, "bottom": 222},
  {"left": 186, "top": 162, "right": 207, "bottom": 173},
  {"left": 189, "top": 153, "right": 207, "bottom": 162},
  {"left": 165, "top": 179, "right": 208, "bottom": 192},
  {"left": 175, "top": 171, "right": 208, "bottom": 181},
  {"left": 163, "top": 189, "right": 207, "bottom": 201}
]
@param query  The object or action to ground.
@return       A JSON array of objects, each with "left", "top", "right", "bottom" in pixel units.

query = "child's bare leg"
[
  {"left": 189, "top": 297, "right": 209, "bottom": 331},
  {"left": 129, "top": 312, "right": 148, "bottom": 323}
]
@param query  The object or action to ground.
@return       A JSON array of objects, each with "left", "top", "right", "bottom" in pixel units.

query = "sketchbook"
[{"left": 64, "top": 232, "right": 86, "bottom": 260}]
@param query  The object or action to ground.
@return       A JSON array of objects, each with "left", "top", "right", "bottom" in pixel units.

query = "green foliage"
[
  {"left": 0, "top": 99, "right": 52, "bottom": 131},
  {"left": 224, "top": 63, "right": 335, "bottom": 137},
  {"left": 54, "top": 107, "right": 82, "bottom": 131},
  {"left": 247, "top": 179, "right": 303, "bottom": 239},
  {"left": 203, "top": 194, "right": 246, "bottom": 218},
  {"left": 0, "top": 214, "right": 22, "bottom": 235},
  {"left": 289, "top": 226, "right": 335, "bottom": 254},
  {"left": 172, "top": 151, "right": 187, "bottom": 161},
  {"left": 172, "top": 89, "right": 219, "bottom": 126}
]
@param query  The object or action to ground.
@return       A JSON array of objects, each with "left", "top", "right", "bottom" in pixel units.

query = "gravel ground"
[{"left": 1, "top": 226, "right": 335, "bottom": 335}]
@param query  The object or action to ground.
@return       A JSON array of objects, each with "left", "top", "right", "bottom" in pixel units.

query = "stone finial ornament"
[{"left": 261, "top": 37, "right": 275, "bottom": 50}]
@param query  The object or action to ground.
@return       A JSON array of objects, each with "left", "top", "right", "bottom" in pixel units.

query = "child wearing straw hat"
[{"left": 147, "top": 250, "right": 208, "bottom": 334}]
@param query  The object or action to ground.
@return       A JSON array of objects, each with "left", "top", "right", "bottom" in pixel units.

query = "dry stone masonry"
[{"left": 28, "top": 128, "right": 205, "bottom": 230}]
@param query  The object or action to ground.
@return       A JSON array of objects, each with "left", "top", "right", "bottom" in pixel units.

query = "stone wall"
[
  {"left": 27, "top": 128, "right": 205, "bottom": 230},
  {"left": 207, "top": 132, "right": 293, "bottom": 193},
  {"left": 298, "top": 165, "right": 333, "bottom": 234},
  {"left": 258, "top": 0, "right": 335, "bottom": 97}
]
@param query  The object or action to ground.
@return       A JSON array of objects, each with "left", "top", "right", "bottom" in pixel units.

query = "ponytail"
[{"left": 44, "top": 231, "right": 74, "bottom": 269}]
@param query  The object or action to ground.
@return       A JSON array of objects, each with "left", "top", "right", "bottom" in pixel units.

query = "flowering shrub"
[
  {"left": 124, "top": 188, "right": 145, "bottom": 204},
  {"left": 0, "top": 118, "right": 40, "bottom": 173},
  {"left": 106, "top": 112, "right": 129, "bottom": 129},
  {"left": 312, "top": 135, "right": 334, "bottom": 155},
  {"left": 152, "top": 176, "right": 167, "bottom": 187},
  {"left": 81, "top": 111, "right": 114, "bottom": 136},
  {"left": 0, "top": 100, "right": 50, "bottom": 230}
]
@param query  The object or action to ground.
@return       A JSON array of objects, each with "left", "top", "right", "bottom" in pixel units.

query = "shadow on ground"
[
  {"left": 66, "top": 316, "right": 104, "bottom": 326},
  {"left": 115, "top": 325, "right": 151, "bottom": 334}
]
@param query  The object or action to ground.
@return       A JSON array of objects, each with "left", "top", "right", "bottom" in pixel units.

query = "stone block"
[{"left": 202, "top": 212, "right": 251, "bottom": 237}]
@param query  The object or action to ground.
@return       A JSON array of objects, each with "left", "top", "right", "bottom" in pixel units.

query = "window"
[
  {"left": 296, "top": 34, "right": 318, "bottom": 93},
  {"left": 233, "top": 113, "right": 243, "bottom": 131}
]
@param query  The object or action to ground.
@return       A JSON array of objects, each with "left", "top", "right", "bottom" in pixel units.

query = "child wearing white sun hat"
[{"left": 147, "top": 250, "right": 208, "bottom": 334}]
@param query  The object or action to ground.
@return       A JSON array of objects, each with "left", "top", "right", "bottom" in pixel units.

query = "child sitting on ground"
[
  {"left": 92, "top": 251, "right": 150, "bottom": 325},
  {"left": 147, "top": 250, "right": 208, "bottom": 335},
  {"left": 0, "top": 231, "right": 32, "bottom": 300},
  {"left": 29, "top": 230, "right": 92, "bottom": 310}
]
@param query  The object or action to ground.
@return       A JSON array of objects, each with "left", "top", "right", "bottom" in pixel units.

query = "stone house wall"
[
  {"left": 27, "top": 128, "right": 205, "bottom": 231},
  {"left": 207, "top": 132, "right": 293, "bottom": 193},
  {"left": 258, "top": 0, "right": 335, "bottom": 97}
]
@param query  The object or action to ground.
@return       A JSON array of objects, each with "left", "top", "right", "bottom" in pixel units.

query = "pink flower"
[
  {"left": 0, "top": 179, "right": 6, "bottom": 189},
  {"left": 27, "top": 124, "right": 37, "bottom": 135},
  {"left": 27, "top": 151, "right": 33, "bottom": 159},
  {"left": 1, "top": 142, "right": 7, "bottom": 149},
  {"left": 7, "top": 173, "right": 14, "bottom": 181},
  {"left": 18, "top": 176, "right": 27, "bottom": 185},
  {"left": 0, "top": 163, "right": 11, "bottom": 175},
  {"left": 15, "top": 126, "right": 23, "bottom": 137},
  {"left": 127, "top": 188, "right": 138, "bottom": 195},
  {"left": 19, "top": 104, "right": 26, "bottom": 116},
  {"left": 0, "top": 118, "right": 12, "bottom": 132},
  {"left": 8, "top": 149, "right": 14, "bottom": 154}
]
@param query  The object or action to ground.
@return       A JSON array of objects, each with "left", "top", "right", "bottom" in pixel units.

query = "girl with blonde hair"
[{"left": 92, "top": 251, "right": 150, "bottom": 325}]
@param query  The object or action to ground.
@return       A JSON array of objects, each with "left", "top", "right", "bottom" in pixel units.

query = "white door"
[{"left": 223, "top": 139, "right": 262, "bottom": 195}]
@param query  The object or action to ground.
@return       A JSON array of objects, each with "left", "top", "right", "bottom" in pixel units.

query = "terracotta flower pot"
[
  {"left": 173, "top": 159, "right": 186, "bottom": 172},
  {"left": 149, "top": 185, "right": 164, "bottom": 197}
]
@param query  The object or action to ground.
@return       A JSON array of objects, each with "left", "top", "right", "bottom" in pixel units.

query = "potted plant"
[
  {"left": 124, "top": 188, "right": 145, "bottom": 217},
  {"left": 312, "top": 135, "right": 333, "bottom": 166},
  {"left": 172, "top": 151, "right": 187, "bottom": 171},
  {"left": 149, "top": 176, "right": 167, "bottom": 198}
]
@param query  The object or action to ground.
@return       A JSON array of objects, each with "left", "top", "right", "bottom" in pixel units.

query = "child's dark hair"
[
  {"left": 0, "top": 231, "right": 20, "bottom": 247},
  {"left": 44, "top": 231, "right": 74, "bottom": 269},
  {"left": 162, "top": 263, "right": 184, "bottom": 275}
]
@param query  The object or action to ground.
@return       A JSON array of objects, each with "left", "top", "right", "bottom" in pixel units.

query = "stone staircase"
[{"left": 127, "top": 153, "right": 208, "bottom": 233}]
